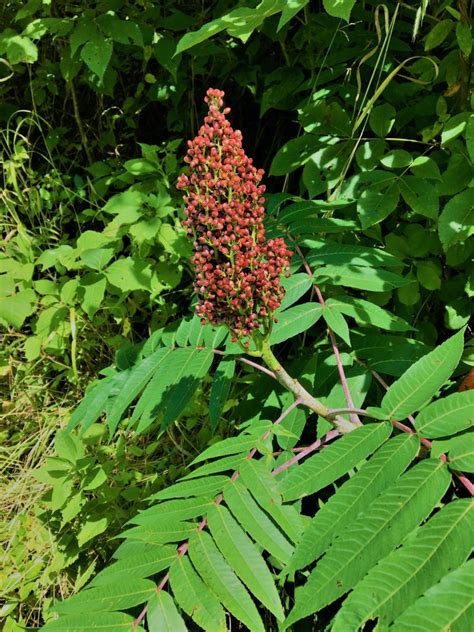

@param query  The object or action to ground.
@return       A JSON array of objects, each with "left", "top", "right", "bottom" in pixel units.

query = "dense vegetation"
[{"left": 1, "top": 0, "right": 473, "bottom": 630}]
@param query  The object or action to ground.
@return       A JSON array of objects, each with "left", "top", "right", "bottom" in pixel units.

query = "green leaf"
[
  {"left": 314, "top": 265, "right": 410, "bottom": 292},
  {"left": 147, "top": 591, "right": 187, "bottom": 632},
  {"left": 285, "top": 459, "right": 451, "bottom": 627},
  {"left": 53, "top": 578, "right": 155, "bottom": 615},
  {"left": 105, "top": 257, "right": 158, "bottom": 293},
  {"left": 132, "top": 347, "right": 213, "bottom": 434},
  {"left": 129, "top": 497, "right": 213, "bottom": 526},
  {"left": 223, "top": 478, "right": 293, "bottom": 564},
  {"left": 357, "top": 179, "right": 400, "bottom": 228},
  {"left": 77, "top": 517, "right": 108, "bottom": 547},
  {"left": 380, "top": 329, "right": 465, "bottom": 420},
  {"left": 391, "top": 559, "right": 474, "bottom": 632},
  {"left": 333, "top": 499, "right": 473, "bottom": 630},
  {"left": 106, "top": 347, "right": 173, "bottom": 435},
  {"left": 3, "top": 32, "right": 38, "bottom": 64},
  {"left": 277, "top": 0, "right": 309, "bottom": 30},
  {"left": 269, "top": 303, "right": 323, "bottom": 345},
  {"left": 289, "top": 217, "right": 359, "bottom": 235},
  {"left": 120, "top": 520, "right": 196, "bottom": 545},
  {"left": 175, "top": 0, "right": 284, "bottom": 53},
  {"left": 286, "top": 433, "right": 419, "bottom": 573},
  {"left": 278, "top": 273, "right": 313, "bottom": 310},
  {"left": 322, "top": 304, "right": 351, "bottom": 345},
  {"left": 209, "top": 358, "right": 235, "bottom": 430},
  {"left": 68, "top": 375, "right": 120, "bottom": 432},
  {"left": 438, "top": 188, "right": 474, "bottom": 252},
  {"left": 269, "top": 134, "right": 320, "bottom": 176},
  {"left": 399, "top": 176, "right": 439, "bottom": 219},
  {"left": 441, "top": 113, "right": 469, "bottom": 146},
  {"left": 191, "top": 435, "right": 256, "bottom": 465},
  {"left": 414, "top": 391, "right": 474, "bottom": 438},
  {"left": 78, "top": 272, "right": 106, "bottom": 319},
  {"left": 354, "top": 333, "right": 430, "bottom": 377},
  {"left": 322, "top": 0, "right": 356, "bottom": 21},
  {"left": 80, "top": 247, "right": 115, "bottom": 271},
  {"left": 280, "top": 423, "right": 392, "bottom": 501},
  {"left": 149, "top": 475, "right": 229, "bottom": 501},
  {"left": 188, "top": 530, "right": 265, "bottom": 632},
  {"left": 380, "top": 149, "right": 413, "bottom": 169},
  {"left": 416, "top": 260, "right": 442, "bottom": 290},
  {"left": 41, "top": 613, "right": 138, "bottom": 631},
  {"left": 81, "top": 37, "right": 113, "bottom": 80},
  {"left": 182, "top": 453, "right": 246, "bottom": 480},
  {"left": 424, "top": 19, "right": 453, "bottom": 51},
  {"left": 90, "top": 546, "right": 177, "bottom": 587},
  {"left": 169, "top": 556, "right": 227, "bottom": 632},
  {"left": 326, "top": 297, "right": 412, "bottom": 332},
  {"left": 369, "top": 103, "right": 396, "bottom": 137},
  {"left": 207, "top": 504, "right": 284, "bottom": 620},
  {"left": 456, "top": 22, "right": 473, "bottom": 56},
  {"left": 239, "top": 459, "right": 304, "bottom": 543},
  {"left": 306, "top": 242, "right": 402, "bottom": 268},
  {"left": 0, "top": 289, "right": 36, "bottom": 328},
  {"left": 449, "top": 435, "right": 474, "bottom": 472}
]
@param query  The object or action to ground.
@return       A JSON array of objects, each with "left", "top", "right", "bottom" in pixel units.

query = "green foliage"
[{"left": 1, "top": 0, "right": 473, "bottom": 629}]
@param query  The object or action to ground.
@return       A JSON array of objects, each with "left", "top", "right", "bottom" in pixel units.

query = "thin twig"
[
  {"left": 272, "top": 429, "right": 339, "bottom": 476},
  {"left": 291, "top": 238, "right": 361, "bottom": 425}
]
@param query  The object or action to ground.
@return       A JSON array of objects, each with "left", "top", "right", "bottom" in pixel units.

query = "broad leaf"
[
  {"left": 223, "top": 479, "right": 293, "bottom": 564},
  {"left": 278, "top": 273, "right": 313, "bottom": 311},
  {"left": 41, "top": 613, "right": 140, "bottom": 631},
  {"left": 314, "top": 265, "right": 410, "bottom": 292},
  {"left": 286, "top": 433, "right": 419, "bottom": 573},
  {"left": 240, "top": 459, "right": 304, "bottom": 543},
  {"left": 270, "top": 303, "right": 323, "bottom": 345},
  {"left": 90, "top": 546, "right": 177, "bottom": 587},
  {"left": 327, "top": 296, "right": 412, "bottom": 332},
  {"left": 169, "top": 556, "right": 226, "bottom": 632},
  {"left": 285, "top": 459, "right": 451, "bottom": 627},
  {"left": 128, "top": 497, "right": 213, "bottom": 525},
  {"left": 106, "top": 347, "right": 173, "bottom": 435},
  {"left": 209, "top": 358, "right": 235, "bottom": 430},
  {"left": 147, "top": 591, "right": 187, "bottom": 632},
  {"left": 53, "top": 578, "right": 156, "bottom": 615},
  {"left": 414, "top": 391, "right": 474, "bottom": 438},
  {"left": 132, "top": 347, "right": 213, "bottom": 433},
  {"left": 307, "top": 242, "right": 402, "bottom": 268},
  {"left": 149, "top": 475, "right": 229, "bottom": 501},
  {"left": 207, "top": 504, "right": 284, "bottom": 620},
  {"left": 381, "top": 329, "right": 465, "bottom": 420},
  {"left": 280, "top": 423, "right": 392, "bottom": 501},
  {"left": 332, "top": 499, "right": 473, "bottom": 630},
  {"left": 188, "top": 530, "right": 265, "bottom": 632},
  {"left": 269, "top": 134, "right": 320, "bottom": 176},
  {"left": 391, "top": 559, "right": 474, "bottom": 631},
  {"left": 322, "top": 304, "right": 351, "bottom": 345},
  {"left": 438, "top": 188, "right": 474, "bottom": 252}
]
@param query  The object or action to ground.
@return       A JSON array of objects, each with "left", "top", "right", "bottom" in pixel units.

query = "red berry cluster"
[{"left": 177, "top": 88, "right": 292, "bottom": 341}]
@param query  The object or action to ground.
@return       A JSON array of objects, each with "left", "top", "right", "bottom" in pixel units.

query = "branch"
[
  {"left": 272, "top": 429, "right": 339, "bottom": 476},
  {"left": 291, "top": 238, "right": 361, "bottom": 425},
  {"left": 261, "top": 341, "right": 360, "bottom": 434}
]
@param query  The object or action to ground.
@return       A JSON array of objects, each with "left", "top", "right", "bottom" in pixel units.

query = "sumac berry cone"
[{"left": 177, "top": 88, "right": 292, "bottom": 342}]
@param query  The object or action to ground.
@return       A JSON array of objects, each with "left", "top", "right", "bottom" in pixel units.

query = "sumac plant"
[{"left": 43, "top": 89, "right": 473, "bottom": 632}]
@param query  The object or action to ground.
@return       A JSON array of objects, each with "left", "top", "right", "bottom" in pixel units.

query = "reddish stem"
[
  {"left": 272, "top": 429, "right": 339, "bottom": 476},
  {"left": 132, "top": 397, "right": 303, "bottom": 627},
  {"left": 292, "top": 239, "right": 361, "bottom": 425}
]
